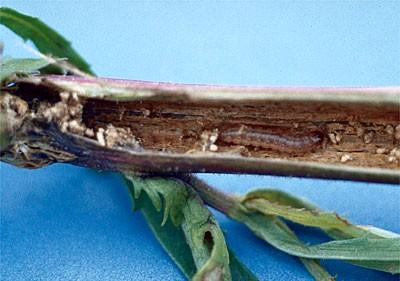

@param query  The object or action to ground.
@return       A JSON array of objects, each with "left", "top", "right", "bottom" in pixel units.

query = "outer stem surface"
[{"left": 177, "top": 174, "right": 239, "bottom": 215}]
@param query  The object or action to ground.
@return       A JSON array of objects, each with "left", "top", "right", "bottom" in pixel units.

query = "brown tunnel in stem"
[
  {"left": 81, "top": 94, "right": 399, "bottom": 170},
  {"left": 2, "top": 76, "right": 399, "bottom": 183}
]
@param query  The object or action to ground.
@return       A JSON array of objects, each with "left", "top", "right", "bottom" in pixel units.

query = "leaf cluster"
[{"left": 124, "top": 175, "right": 257, "bottom": 281}]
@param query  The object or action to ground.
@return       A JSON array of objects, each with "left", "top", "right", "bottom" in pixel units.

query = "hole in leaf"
[{"left": 203, "top": 230, "right": 214, "bottom": 253}]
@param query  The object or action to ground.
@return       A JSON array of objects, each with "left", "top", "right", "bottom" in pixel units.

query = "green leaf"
[
  {"left": 124, "top": 175, "right": 259, "bottom": 280},
  {"left": 231, "top": 193, "right": 400, "bottom": 274},
  {"left": 242, "top": 189, "right": 381, "bottom": 238},
  {"left": 301, "top": 259, "right": 335, "bottom": 281},
  {"left": 0, "top": 7, "right": 94, "bottom": 74},
  {"left": 124, "top": 175, "right": 188, "bottom": 226},
  {"left": 240, "top": 188, "right": 400, "bottom": 273},
  {"left": 126, "top": 183, "right": 197, "bottom": 278},
  {"left": 273, "top": 218, "right": 335, "bottom": 281},
  {"left": 238, "top": 212, "right": 399, "bottom": 261},
  {"left": 0, "top": 57, "right": 49, "bottom": 81},
  {"left": 181, "top": 195, "right": 232, "bottom": 281}
]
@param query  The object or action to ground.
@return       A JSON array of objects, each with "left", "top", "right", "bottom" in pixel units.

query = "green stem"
[{"left": 177, "top": 174, "right": 238, "bottom": 215}]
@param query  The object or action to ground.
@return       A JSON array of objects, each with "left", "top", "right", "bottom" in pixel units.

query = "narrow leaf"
[
  {"left": 242, "top": 189, "right": 385, "bottom": 238},
  {"left": 231, "top": 210, "right": 400, "bottom": 261},
  {"left": 274, "top": 218, "right": 335, "bottom": 281},
  {"left": 301, "top": 259, "right": 335, "bottom": 281},
  {"left": 0, "top": 7, "right": 93, "bottom": 74},
  {"left": 240, "top": 188, "right": 400, "bottom": 273},
  {"left": 230, "top": 207, "right": 400, "bottom": 276},
  {"left": 0, "top": 57, "right": 49, "bottom": 81}
]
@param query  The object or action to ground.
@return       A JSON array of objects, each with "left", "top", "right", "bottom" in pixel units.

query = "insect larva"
[{"left": 219, "top": 125, "right": 324, "bottom": 154}]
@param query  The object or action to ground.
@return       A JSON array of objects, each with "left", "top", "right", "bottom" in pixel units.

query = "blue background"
[{"left": 1, "top": 1, "right": 399, "bottom": 280}]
